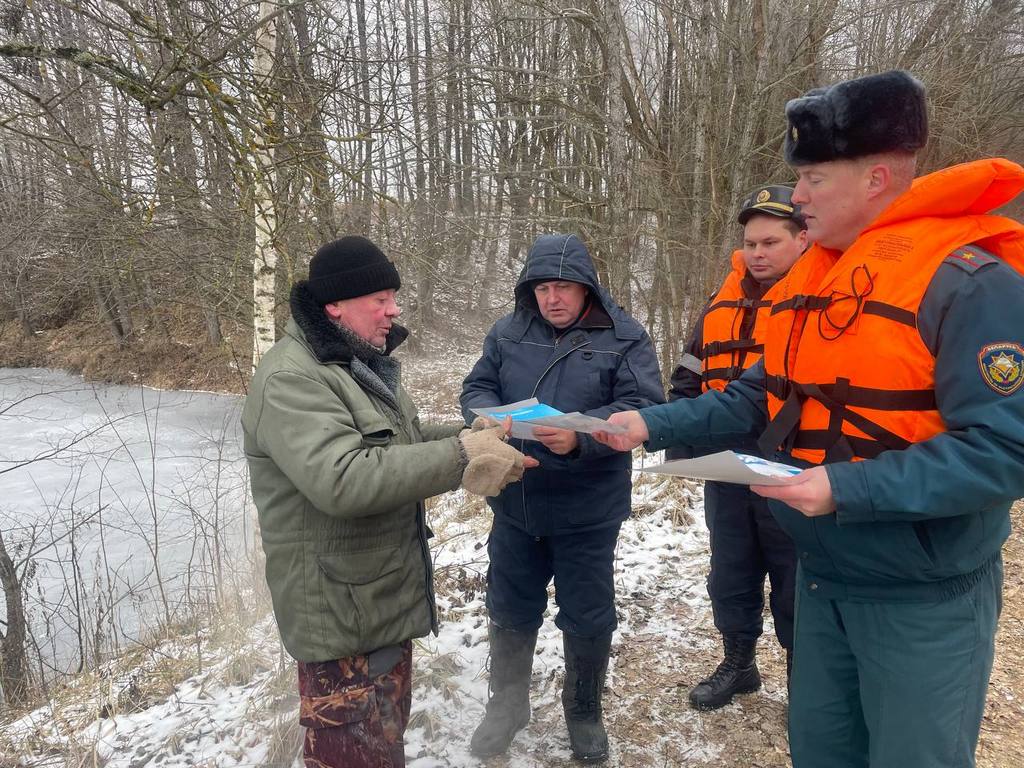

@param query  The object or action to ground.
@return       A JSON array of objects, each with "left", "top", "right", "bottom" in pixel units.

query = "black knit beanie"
[{"left": 306, "top": 235, "right": 401, "bottom": 305}]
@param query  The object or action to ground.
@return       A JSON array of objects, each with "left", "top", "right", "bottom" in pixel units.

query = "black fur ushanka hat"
[{"left": 784, "top": 70, "right": 928, "bottom": 165}]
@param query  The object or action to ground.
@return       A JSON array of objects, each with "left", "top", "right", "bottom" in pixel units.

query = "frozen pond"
[{"left": 0, "top": 368, "right": 250, "bottom": 673}]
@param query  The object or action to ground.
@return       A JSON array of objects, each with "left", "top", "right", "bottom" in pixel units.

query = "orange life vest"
[
  {"left": 700, "top": 250, "right": 775, "bottom": 392},
  {"left": 759, "top": 158, "right": 1024, "bottom": 465}
]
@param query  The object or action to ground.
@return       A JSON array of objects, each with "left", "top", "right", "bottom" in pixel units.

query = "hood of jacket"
[{"left": 508, "top": 234, "right": 642, "bottom": 342}]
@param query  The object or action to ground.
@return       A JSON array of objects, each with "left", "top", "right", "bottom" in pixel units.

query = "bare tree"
[{"left": 0, "top": 0, "right": 1020, "bottom": 378}]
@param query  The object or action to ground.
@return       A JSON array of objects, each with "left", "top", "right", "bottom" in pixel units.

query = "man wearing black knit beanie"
[{"left": 242, "top": 235, "right": 536, "bottom": 767}]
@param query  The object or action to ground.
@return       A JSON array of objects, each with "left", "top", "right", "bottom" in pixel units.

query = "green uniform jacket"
[{"left": 241, "top": 284, "right": 464, "bottom": 662}]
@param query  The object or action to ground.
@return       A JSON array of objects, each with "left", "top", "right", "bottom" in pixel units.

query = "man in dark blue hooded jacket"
[{"left": 460, "top": 233, "right": 664, "bottom": 762}]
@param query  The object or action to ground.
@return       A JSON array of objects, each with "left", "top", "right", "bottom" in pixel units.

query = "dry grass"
[
  {"left": 0, "top": 318, "right": 249, "bottom": 394},
  {"left": 258, "top": 714, "right": 303, "bottom": 768},
  {"left": 0, "top": 596, "right": 280, "bottom": 766}
]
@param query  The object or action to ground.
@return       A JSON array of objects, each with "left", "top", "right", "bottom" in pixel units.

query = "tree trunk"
[
  {"left": 288, "top": 2, "right": 339, "bottom": 240},
  {"left": 252, "top": 0, "right": 280, "bottom": 369},
  {"left": 603, "top": 0, "right": 632, "bottom": 307},
  {"left": 0, "top": 529, "right": 31, "bottom": 708}
]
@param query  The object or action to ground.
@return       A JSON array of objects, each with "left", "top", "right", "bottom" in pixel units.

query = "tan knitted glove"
[
  {"left": 458, "top": 415, "right": 501, "bottom": 439},
  {"left": 459, "top": 426, "right": 527, "bottom": 497},
  {"left": 471, "top": 415, "right": 501, "bottom": 431}
]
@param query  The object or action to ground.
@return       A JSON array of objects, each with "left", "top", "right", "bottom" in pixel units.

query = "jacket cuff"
[
  {"left": 640, "top": 406, "right": 675, "bottom": 452},
  {"left": 455, "top": 436, "right": 470, "bottom": 470},
  {"left": 828, "top": 461, "right": 876, "bottom": 525},
  {"left": 664, "top": 444, "right": 695, "bottom": 461}
]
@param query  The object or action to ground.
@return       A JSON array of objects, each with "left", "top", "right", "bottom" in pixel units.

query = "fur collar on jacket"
[
  {"left": 289, "top": 281, "right": 405, "bottom": 405},
  {"left": 290, "top": 281, "right": 408, "bottom": 362}
]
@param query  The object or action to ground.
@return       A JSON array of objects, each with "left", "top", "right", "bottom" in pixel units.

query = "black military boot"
[
  {"left": 688, "top": 635, "right": 761, "bottom": 711},
  {"left": 562, "top": 632, "right": 612, "bottom": 763},
  {"left": 469, "top": 623, "right": 538, "bottom": 757}
]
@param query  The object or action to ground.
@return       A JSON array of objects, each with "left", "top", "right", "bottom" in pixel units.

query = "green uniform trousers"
[{"left": 789, "top": 559, "right": 1002, "bottom": 768}]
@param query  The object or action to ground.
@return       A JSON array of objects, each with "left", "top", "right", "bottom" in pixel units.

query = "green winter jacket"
[{"left": 241, "top": 283, "right": 465, "bottom": 662}]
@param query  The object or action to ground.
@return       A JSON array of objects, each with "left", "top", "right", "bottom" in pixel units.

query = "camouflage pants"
[{"left": 297, "top": 641, "right": 413, "bottom": 768}]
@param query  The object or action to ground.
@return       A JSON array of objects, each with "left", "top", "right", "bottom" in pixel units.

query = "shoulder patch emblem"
[{"left": 978, "top": 342, "right": 1024, "bottom": 396}]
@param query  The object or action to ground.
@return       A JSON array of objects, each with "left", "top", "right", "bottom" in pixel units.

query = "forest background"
[{"left": 1, "top": 0, "right": 1022, "bottom": 384}]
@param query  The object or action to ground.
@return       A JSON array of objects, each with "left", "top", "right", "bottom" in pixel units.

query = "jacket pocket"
[
  {"left": 582, "top": 370, "right": 611, "bottom": 412},
  {"left": 821, "top": 519, "right": 936, "bottom": 583},
  {"left": 350, "top": 408, "right": 397, "bottom": 448},
  {"left": 361, "top": 430, "right": 392, "bottom": 448},
  {"left": 317, "top": 548, "right": 402, "bottom": 651},
  {"left": 911, "top": 522, "right": 936, "bottom": 565}
]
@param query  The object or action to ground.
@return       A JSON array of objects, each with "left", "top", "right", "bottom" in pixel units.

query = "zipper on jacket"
[
  {"left": 391, "top": 393, "right": 435, "bottom": 631},
  {"left": 521, "top": 334, "right": 592, "bottom": 532},
  {"left": 530, "top": 337, "right": 592, "bottom": 398},
  {"left": 415, "top": 499, "right": 438, "bottom": 633},
  {"left": 338, "top": 360, "right": 435, "bottom": 629}
]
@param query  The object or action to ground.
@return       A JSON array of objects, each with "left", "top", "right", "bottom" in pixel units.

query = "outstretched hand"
[
  {"left": 498, "top": 416, "right": 539, "bottom": 468},
  {"left": 751, "top": 465, "right": 835, "bottom": 517},
  {"left": 470, "top": 414, "right": 502, "bottom": 431},
  {"left": 531, "top": 425, "right": 578, "bottom": 455},
  {"left": 459, "top": 418, "right": 540, "bottom": 497},
  {"left": 592, "top": 410, "right": 649, "bottom": 452}
]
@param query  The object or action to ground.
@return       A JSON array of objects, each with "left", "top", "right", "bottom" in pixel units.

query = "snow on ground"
[
  {"left": 402, "top": 468, "right": 723, "bottom": 767},
  {"left": 4, "top": 353, "right": 793, "bottom": 767},
  {"left": 5, "top": 614, "right": 292, "bottom": 767},
  {"left": 6, "top": 468, "right": 725, "bottom": 768}
]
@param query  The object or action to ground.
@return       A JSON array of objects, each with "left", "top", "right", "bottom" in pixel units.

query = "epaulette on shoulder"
[{"left": 944, "top": 245, "right": 999, "bottom": 274}]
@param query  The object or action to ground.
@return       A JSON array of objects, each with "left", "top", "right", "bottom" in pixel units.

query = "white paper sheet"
[
  {"left": 471, "top": 398, "right": 628, "bottom": 440},
  {"left": 637, "top": 450, "right": 803, "bottom": 486},
  {"left": 524, "top": 412, "right": 628, "bottom": 435}
]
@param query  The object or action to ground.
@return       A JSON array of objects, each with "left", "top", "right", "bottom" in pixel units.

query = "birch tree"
[{"left": 251, "top": 0, "right": 280, "bottom": 369}]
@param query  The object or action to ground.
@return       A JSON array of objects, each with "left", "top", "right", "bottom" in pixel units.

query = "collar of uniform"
[
  {"left": 741, "top": 270, "right": 776, "bottom": 300},
  {"left": 574, "top": 299, "right": 613, "bottom": 330}
]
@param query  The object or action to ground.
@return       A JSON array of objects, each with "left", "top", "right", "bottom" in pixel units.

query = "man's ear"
[
  {"left": 864, "top": 162, "right": 892, "bottom": 201},
  {"left": 324, "top": 301, "right": 343, "bottom": 320}
]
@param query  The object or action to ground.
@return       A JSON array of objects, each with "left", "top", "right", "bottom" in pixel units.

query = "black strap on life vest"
[
  {"left": 707, "top": 297, "right": 771, "bottom": 313},
  {"left": 790, "top": 431, "right": 892, "bottom": 460},
  {"left": 861, "top": 301, "right": 917, "bottom": 328},
  {"left": 702, "top": 365, "right": 744, "bottom": 386},
  {"left": 758, "top": 374, "right": 936, "bottom": 461},
  {"left": 771, "top": 293, "right": 917, "bottom": 329},
  {"left": 702, "top": 338, "right": 764, "bottom": 357},
  {"left": 764, "top": 375, "right": 935, "bottom": 411},
  {"left": 703, "top": 345, "right": 766, "bottom": 386},
  {"left": 769, "top": 294, "right": 832, "bottom": 315}
]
